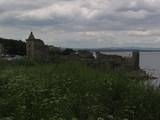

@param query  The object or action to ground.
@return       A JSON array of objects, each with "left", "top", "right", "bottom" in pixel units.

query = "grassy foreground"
[{"left": 0, "top": 60, "right": 160, "bottom": 120}]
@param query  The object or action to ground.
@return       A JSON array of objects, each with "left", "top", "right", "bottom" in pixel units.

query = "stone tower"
[
  {"left": 132, "top": 51, "right": 140, "bottom": 70},
  {"left": 26, "top": 32, "right": 49, "bottom": 60}
]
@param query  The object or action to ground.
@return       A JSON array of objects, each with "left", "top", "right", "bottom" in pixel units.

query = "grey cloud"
[{"left": 0, "top": 0, "right": 160, "bottom": 48}]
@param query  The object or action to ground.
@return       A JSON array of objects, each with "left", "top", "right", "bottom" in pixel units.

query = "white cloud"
[
  {"left": 120, "top": 10, "right": 148, "bottom": 19},
  {"left": 128, "top": 29, "right": 160, "bottom": 36}
]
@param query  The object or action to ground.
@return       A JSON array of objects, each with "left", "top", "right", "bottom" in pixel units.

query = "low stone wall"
[{"left": 55, "top": 51, "right": 140, "bottom": 71}]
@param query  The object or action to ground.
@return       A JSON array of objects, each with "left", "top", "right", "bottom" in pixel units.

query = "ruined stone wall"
[
  {"left": 94, "top": 51, "right": 140, "bottom": 70},
  {"left": 26, "top": 39, "right": 49, "bottom": 60},
  {"left": 131, "top": 51, "right": 140, "bottom": 70},
  {"left": 123, "top": 51, "right": 140, "bottom": 70},
  {"left": 26, "top": 41, "right": 34, "bottom": 58}
]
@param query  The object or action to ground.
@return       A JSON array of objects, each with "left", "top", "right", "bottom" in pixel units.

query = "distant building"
[{"left": 26, "top": 32, "right": 49, "bottom": 60}]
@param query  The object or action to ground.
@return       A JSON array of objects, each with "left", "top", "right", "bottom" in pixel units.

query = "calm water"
[
  {"left": 102, "top": 51, "right": 160, "bottom": 87},
  {"left": 140, "top": 52, "right": 160, "bottom": 87}
]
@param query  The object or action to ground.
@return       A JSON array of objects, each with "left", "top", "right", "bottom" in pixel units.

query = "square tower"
[{"left": 26, "top": 32, "right": 49, "bottom": 60}]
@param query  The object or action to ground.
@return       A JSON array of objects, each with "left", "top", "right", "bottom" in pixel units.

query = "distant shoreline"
[{"left": 73, "top": 48, "right": 160, "bottom": 52}]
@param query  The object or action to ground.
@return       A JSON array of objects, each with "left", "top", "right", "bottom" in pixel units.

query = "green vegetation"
[
  {"left": 0, "top": 38, "right": 26, "bottom": 55},
  {"left": 0, "top": 60, "right": 160, "bottom": 120}
]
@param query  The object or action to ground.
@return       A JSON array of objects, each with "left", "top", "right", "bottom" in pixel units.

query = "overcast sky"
[{"left": 1, "top": 0, "right": 160, "bottom": 48}]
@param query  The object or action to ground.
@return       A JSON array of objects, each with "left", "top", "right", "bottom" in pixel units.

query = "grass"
[{"left": 0, "top": 60, "right": 160, "bottom": 120}]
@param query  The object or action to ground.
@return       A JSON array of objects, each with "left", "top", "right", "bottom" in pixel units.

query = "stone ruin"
[
  {"left": 26, "top": 32, "right": 49, "bottom": 60},
  {"left": 90, "top": 51, "right": 140, "bottom": 70},
  {"left": 25, "top": 32, "right": 140, "bottom": 70}
]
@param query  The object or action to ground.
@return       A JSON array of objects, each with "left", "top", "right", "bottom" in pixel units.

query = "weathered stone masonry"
[
  {"left": 26, "top": 32, "right": 49, "bottom": 60},
  {"left": 25, "top": 32, "right": 140, "bottom": 70}
]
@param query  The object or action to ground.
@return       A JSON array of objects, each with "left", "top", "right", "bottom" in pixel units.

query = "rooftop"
[{"left": 28, "top": 32, "right": 35, "bottom": 40}]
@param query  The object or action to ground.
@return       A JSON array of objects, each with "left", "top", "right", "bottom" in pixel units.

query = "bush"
[
  {"left": 0, "top": 62, "right": 160, "bottom": 120},
  {"left": 62, "top": 49, "right": 76, "bottom": 55}
]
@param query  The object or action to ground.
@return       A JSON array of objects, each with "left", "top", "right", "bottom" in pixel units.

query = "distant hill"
[
  {"left": 0, "top": 38, "right": 26, "bottom": 55},
  {"left": 75, "top": 47, "right": 160, "bottom": 52}
]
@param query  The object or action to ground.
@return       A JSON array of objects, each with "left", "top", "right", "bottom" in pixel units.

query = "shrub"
[{"left": 0, "top": 62, "right": 159, "bottom": 120}]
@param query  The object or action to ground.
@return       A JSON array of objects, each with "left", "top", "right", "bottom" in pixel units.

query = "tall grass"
[{"left": 0, "top": 61, "right": 160, "bottom": 120}]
